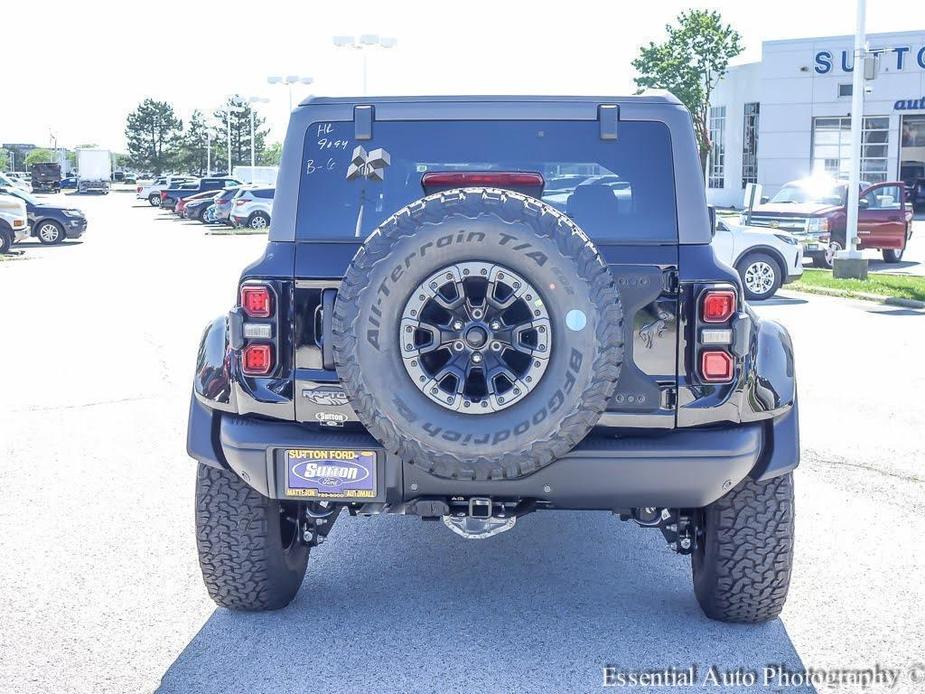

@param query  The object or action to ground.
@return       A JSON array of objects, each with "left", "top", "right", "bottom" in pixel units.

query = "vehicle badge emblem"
[{"left": 346, "top": 146, "right": 390, "bottom": 182}]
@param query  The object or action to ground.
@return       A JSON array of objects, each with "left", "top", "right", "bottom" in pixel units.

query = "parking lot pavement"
[{"left": 1, "top": 192, "right": 924, "bottom": 693}]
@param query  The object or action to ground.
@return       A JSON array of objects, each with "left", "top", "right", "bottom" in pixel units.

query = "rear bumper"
[{"left": 188, "top": 392, "right": 799, "bottom": 510}]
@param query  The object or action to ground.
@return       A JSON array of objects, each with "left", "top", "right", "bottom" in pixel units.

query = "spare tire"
[{"left": 333, "top": 188, "right": 623, "bottom": 481}]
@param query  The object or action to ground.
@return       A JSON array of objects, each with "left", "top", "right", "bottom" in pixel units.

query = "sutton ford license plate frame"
[{"left": 283, "top": 448, "right": 379, "bottom": 500}]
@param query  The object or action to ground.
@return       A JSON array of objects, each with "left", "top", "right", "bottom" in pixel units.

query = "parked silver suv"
[{"left": 230, "top": 187, "right": 274, "bottom": 229}]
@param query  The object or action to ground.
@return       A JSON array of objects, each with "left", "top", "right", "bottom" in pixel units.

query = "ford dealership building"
[{"left": 706, "top": 30, "right": 925, "bottom": 208}]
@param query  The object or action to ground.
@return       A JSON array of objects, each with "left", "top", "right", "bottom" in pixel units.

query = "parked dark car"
[
  {"left": 176, "top": 189, "right": 222, "bottom": 217},
  {"left": 184, "top": 193, "right": 220, "bottom": 222},
  {"left": 60, "top": 176, "right": 78, "bottom": 190},
  {"left": 30, "top": 163, "right": 62, "bottom": 193},
  {"left": 187, "top": 94, "right": 799, "bottom": 624},
  {"left": 160, "top": 177, "right": 241, "bottom": 211},
  {"left": 0, "top": 187, "right": 87, "bottom": 244}
]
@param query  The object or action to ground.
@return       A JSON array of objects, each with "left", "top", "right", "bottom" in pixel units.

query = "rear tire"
[
  {"left": 149, "top": 194, "right": 161, "bottom": 207},
  {"left": 0, "top": 230, "right": 12, "bottom": 254},
  {"left": 692, "top": 473, "right": 795, "bottom": 623},
  {"left": 737, "top": 252, "right": 782, "bottom": 301},
  {"left": 247, "top": 211, "right": 270, "bottom": 229},
  {"left": 882, "top": 245, "right": 905, "bottom": 263},
  {"left": 195, "top": 464, "right": 308, "bottom": 611}
]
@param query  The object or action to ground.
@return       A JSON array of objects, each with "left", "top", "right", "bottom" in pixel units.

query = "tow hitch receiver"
[{"left": 442, "top": 497, "right": 517, "bottom": 539}]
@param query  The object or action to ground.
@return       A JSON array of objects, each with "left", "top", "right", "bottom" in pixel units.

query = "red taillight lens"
[
  {"left": 242, "top": 344, "right": 273, "bottom": 375},
  {"left": 240, "top": 285, "right": 272, "bottom": 317},
  {"left": 421, "top": 171, "right": 545, "bottom": 189},
  {"left": 160, "top": 190, "right": 168, "bottom": 200},
  {"left": 137, "top": 186, "right": 142, "bottom": 193},
  {"left": 701, "top": 350, "right": 734, "bottom": 382},
  {"left": 702, "top": 290, "right": 736, "bottom": 323}
]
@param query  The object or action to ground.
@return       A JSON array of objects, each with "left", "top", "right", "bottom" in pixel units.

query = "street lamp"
[
  {"left": 205, "top": 120, "right": 221, "bottom": 176},
  {"left": 267, "top": 74, "right": 314, "bottom": 113},
  {"left": 224, "top": 102, "right": 245, "bottom": 176},
  {"left": 333, "top": 34, "right": 397, "bottom": 95},
  {"left": 242, "top": 96, "right": 271, "bottom": 173}
]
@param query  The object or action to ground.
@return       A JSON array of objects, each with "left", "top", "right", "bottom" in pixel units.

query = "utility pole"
[{"left": 834, "top": 0, "right": 869, "bottom": 279}]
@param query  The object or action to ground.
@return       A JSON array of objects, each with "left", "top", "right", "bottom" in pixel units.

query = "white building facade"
[{"left": 706, "top": 31, "right": 925, "bottom": 208}]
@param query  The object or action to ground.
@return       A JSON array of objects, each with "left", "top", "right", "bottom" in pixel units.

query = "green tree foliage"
[
  {"left": 24, "top": 149, "right": 55, "bottom": 167},
  {"left": 213, "top": 96, "right": 269, "bottom": 173},
  {"left": 0, "top": 150, "right": 9, "bottom": 171},
  {"left": 259, "top": 142, "right": 283, "bottom": 166},
  {"left": 178, "top": 110, "right": 218, "bottom": 176},
  {"left": 632, "top": 10, "right": 742, "bottom": 176},
  {"left": 124, "top": 99, "right": 183, "bottom": 175}
]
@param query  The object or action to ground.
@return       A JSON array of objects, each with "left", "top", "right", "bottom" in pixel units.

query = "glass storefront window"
[
  {"left": 811, "top": 116, "right": 890, "bottom": 183},
  {"left": 708, "top": 106, "right": 726, "bottom": 189},
  {"left": 742, "top": 102, "right": 759, "bottom": 188}
]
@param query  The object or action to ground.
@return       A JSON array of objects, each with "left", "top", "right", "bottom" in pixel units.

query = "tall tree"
[
  {"left": 213, "top": 96, "right": 269, "bottom": 173},
  {"left": 24, "top": 149, "right": 55, "bottom": 167},
  {"left": 259, "top": 142, "right": 283, "bottom": 166},
  {"left": 178, "top": 110, "right": 218, "bottom": 176},
  {"left": 632, "top": 10, "right": 742, "bottom": 177},
  {"left": 124, "top": 99, "right": 183, "bottom": 174},
  {"left": 0, "top": 150, "right": 9, "bottom": 171}
]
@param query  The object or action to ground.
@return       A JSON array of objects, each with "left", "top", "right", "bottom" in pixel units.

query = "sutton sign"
[{"left": 815, "top": 45, "right": 925, "bottom": 74}]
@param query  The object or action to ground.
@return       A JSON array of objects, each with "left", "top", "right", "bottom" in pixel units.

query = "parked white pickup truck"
[{"left": 136, "top": 175, "right": 195, "bottom": 206}]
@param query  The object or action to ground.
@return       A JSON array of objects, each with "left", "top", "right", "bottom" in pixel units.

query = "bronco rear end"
[{"left": 187, "top": 94, "right": 798, "bottom": 623}]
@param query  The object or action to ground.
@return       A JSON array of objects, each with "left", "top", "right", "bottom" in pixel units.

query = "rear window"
[
  {"left": 296, "top": 119, "right": 677, "bottom": 243},
  {"left": 253, "top": 188, "right": 275, "bottom": 199}
]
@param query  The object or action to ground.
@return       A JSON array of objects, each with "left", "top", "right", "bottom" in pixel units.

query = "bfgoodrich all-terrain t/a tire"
[
  {"left": 333, "top": 188, "right": 624, "bottom": 481},
  {"left": 692, "top": 473, "right": 795, "bottom": 623},
  {"left": 195, "top": 464, "right": 308, "bottom": 611}
]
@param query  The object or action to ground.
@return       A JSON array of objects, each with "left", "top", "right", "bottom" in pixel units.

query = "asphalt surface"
[{"left": 1, "top": 190, "right": 923, "bottom": 694}]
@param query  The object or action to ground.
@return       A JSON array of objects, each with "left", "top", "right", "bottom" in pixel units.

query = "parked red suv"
[{"left": 746, "top": 177, "right": 913, "bottom": 267}]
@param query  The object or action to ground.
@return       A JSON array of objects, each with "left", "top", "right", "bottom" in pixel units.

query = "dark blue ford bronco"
[{"left": 187, "top": 94, "right": 798, "bottom": 623}]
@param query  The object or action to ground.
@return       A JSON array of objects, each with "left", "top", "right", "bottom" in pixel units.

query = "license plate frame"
[{"left": 283, "top": 448, "right": 378, "bottom": 500}]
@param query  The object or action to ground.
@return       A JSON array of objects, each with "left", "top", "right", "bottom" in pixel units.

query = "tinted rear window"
[{"left": 296, "top": 119, "right": 677, "bottom": 243}]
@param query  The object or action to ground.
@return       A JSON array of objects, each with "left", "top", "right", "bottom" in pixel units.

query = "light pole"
[
  {"left": 267, "top": 75, "right": 314, "bottom": 113},
  {"left": 333, "top": 34, "right": 397, "bottom": 95},
  {"left": 834, "top": 0, "right": 869, "bottom": 279},
  {"left": 242, "top": 96, "right": 271, "bottom": 172},
  {"left": 224, "top": 102, "right": 245, "bottom": 176}
]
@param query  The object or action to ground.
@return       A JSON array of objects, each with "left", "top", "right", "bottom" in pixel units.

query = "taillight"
[
  {"left": 160, "top": 190, "right": 168, "bottom": 200},
  {"left": 240, "top": 284, "right": 272, "bottom": 317},
  {"left": 238, "top": 282, "right": 277, "bottom": 376},
  {"left": 696, "top": 286, "right": 738, "bottom": 384},
  {"left": 137, "top": 186, "right": 142, "bottom": 193},
  {"left": 700, "top": 351, "right": 733, "bottom": 382},
  {"left": 242, "top": 344, "right": 273, "bottom": 375},
  {"left": 701, "top": 290, "right": 736, "bottom": 323}
]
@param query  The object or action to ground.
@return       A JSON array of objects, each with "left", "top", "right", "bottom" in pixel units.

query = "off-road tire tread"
[
  {"left": 195, "top": 464, "right": 307, "bottom": 611},
  {"left": 333, "top": 187, "right": 623, "bottom": 480},
  {"left": 692, "top": 473, "right": 795, "bottom": 623}
]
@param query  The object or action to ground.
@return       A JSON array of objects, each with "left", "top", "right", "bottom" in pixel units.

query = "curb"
[{"left": 782, "top": 286, "right": 925, "bottom": 309}]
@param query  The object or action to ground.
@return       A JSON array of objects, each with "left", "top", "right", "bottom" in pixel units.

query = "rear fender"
[{"left": 193, "top": 316, "right": 235, "bottom": 411}]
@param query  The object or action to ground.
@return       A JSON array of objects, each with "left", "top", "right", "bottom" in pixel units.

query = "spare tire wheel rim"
[{"left": 400, "top": 261, "right": 551, "bottom": 413}]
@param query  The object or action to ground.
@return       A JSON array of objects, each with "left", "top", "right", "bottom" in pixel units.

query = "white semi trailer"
[{"left": 76, "top": 148, "right": 112, "bottom": 194}]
